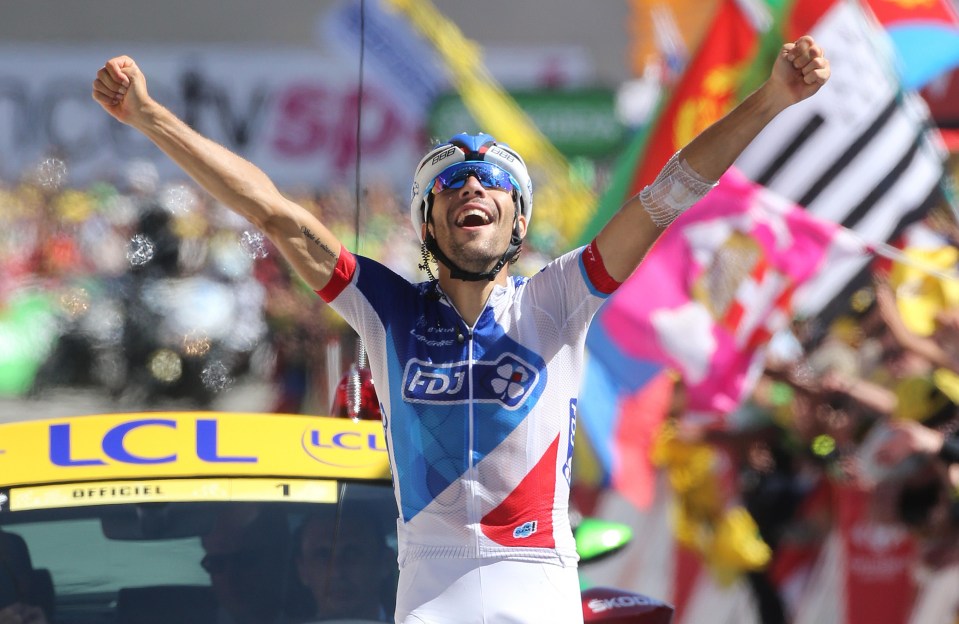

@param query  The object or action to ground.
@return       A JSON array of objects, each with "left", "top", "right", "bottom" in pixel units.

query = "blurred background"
[{"left": 2, "top": 0, "right": 959, "bottom": 622}]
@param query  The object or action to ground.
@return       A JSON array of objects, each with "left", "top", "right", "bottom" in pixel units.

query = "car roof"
[{"left": 0, "top": 412, "right": 391, "bottom": 511}]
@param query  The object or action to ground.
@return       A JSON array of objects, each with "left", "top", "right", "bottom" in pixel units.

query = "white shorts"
[{"left": 395, "top": 557, "right": 583, "bottom": 624}]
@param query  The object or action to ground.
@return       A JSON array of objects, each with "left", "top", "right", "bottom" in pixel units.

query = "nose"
[{"left": 458, "top": 174, "right": 487, "bottom": 195}]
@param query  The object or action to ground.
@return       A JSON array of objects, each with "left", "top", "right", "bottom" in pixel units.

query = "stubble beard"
[{"left": 444, "top": 234, "right": 507, "bottom": 273}]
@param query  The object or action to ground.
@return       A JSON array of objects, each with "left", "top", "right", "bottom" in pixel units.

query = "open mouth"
[{"left": 455, "top": 208, "right": 494, "bottom": 228}]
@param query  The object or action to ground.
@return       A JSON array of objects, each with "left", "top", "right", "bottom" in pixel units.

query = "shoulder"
[
  {"left": 525, "top": 246, "right": 592, "bottom": 286},
  {"left": 351, "top": 255, "right": 422, "bottom": 294}
]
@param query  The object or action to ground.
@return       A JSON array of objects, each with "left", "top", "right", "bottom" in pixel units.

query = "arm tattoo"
[{"left": 301, "top": 226, "right": 337, "bottom": 259}]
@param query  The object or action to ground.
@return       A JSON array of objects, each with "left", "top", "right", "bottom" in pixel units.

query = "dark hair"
[{"left": 897, "top": 478, "right": 943, "bottom": 528}]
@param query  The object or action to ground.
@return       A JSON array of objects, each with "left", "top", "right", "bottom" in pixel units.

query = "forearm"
[
  {"left": 835, "top": 377, "right": 896, "bottom": 415},
  {"left": 679, "top": 82, "right": 790, "bottom": 181},
  {"left": 896, "top": 331, "right": 958, "bottom": 372},
  {"left": 681, "top": 33, "right": 829, "bottom": 178},
  {"left": 574, "top": 37, "right": 828, "bottom": 283},
  {"left": 135, "top": 101, "right": 344, "bottom": 289},
  {"left": 131, "top": 102, "right": 343, "bottom": 293},
  {"left": 592, "top": 107, "right": 756, "bottom": 281},
  {"left": 595, "top": 78, "right": 796, "bottom": 280},
  {"left": 132, "top": 100, "right": 286, "bottom": 230},
  {"left": 886, "top": 315, "right": 959, "bottom": 373},
  {"left": 93, "top": 55, "right": 342, "bottom": 290},
  {"left": 878, "top": 281, "right": 959, "bottom": 372}
]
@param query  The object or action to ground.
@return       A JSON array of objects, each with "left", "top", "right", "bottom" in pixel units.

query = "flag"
[
  {"left": 576, "top": 358, "right": 673, "bottom": 510},
  {"left": 574, "top": 303, "right": 666, "bottom": 511},
  {"left": 865, "top": 0, "right": 959, "bottom": 90},
  {"left": 735, "top": 0, "right": 950, "bottom": 325},
  {"left": 590, "top": 168, "right": 856, "bottom": 422},
  {"left": 576, "top": 0, "right": 822, "bottom": 501}
]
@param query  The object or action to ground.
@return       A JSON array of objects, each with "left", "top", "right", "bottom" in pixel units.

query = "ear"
[
  {"left": 515, "top": 211, "right": 528, "bottom": 239},
  {"left": 421, "top": 197, "right": 435, "bottom": 240}
]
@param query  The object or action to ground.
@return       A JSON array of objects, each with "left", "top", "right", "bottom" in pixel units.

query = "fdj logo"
[
  {"left": 403, "top": 354, "right": 539, "bottom": 410},
  {"left": 513, "top": 520, "right": 537, "bottom": 539}
]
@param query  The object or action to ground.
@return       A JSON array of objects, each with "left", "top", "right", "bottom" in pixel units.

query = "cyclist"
[{"left": 92, "top": 36, "right": 828, "bottom": 623}]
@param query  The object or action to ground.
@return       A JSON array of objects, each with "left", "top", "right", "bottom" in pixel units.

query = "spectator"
[
  {"left": 200, "top": 505, "right": 291, "bottom": 624},
  {"left": 293, "top": 506, "right": 395, "bottom": 622}
]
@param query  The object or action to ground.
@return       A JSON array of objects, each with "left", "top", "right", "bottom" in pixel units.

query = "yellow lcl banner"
[{"left": 0, "top": 412, "right": 391, "bottom": 488}]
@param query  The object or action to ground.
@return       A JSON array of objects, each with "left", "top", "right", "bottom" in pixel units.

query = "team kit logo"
[
  {"left": 513, "top": 520, "right": 537, "bottom": 539},
  {"left": 402, "top": 353, "right": 539, "bottom": 409}
]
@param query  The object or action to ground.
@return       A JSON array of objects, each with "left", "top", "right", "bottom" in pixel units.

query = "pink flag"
[{"left": 600, "top": 168, "right": 860, "bottom": 422}]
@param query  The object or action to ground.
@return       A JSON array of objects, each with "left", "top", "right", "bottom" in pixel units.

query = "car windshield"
[{"left": 0, "top": 481, "right": 398, "bottom": 624}]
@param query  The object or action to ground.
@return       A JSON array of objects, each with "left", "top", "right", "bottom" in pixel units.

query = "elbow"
[
  {"left": 236, "top": 184, "right": 289, "bottom": 234},
  {"left": 255, "top": 206, "right": 296, "bottom": 240}
]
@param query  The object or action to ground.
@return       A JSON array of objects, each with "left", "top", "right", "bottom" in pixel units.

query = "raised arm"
[
  {"left": 874, "top": 278, "right": 959, "bottom": 374},
  {"left": 92, "top": 56, "right": 342, "bottom": 292},
  {"left": 594, "top": 36, "right": 830, "bottom": 282}
]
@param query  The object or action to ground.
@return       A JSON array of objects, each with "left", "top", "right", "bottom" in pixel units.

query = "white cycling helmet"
[{"left": 409, "top": 132, "right": 533, "bottom": 243}]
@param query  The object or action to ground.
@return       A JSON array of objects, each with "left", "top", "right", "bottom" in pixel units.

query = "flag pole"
[{"left": 839, "top": 228, "right": 959, "bottom": 283}]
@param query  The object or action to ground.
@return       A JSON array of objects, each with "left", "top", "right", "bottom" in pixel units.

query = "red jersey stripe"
[{"left": 316, "top": 247, "right": 357, "bottom": 302}]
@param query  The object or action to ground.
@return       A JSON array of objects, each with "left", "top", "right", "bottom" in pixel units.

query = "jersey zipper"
[
  {"left": 464, "top": 324, "right": 478, "bottom": 555},
  {"left": 436, "top": 287, "right": 486, "bottom": 555}
]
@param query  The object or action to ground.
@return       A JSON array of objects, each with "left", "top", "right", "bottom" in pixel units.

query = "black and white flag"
[{"left": 735, "top": 0, "right": 950, "bottom": 322}]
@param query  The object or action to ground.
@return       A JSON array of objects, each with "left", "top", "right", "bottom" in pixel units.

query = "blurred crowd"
[
  {"left": 0, "top": 158, "right": 402, "bottom": 411},
  {"left": 648, "top": 209, "right": 959, "bottom": 621}
]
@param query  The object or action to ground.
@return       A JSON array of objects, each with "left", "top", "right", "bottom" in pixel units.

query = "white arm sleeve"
[{"left": 638, "top": 151, "right": 718, "bottom": 228}]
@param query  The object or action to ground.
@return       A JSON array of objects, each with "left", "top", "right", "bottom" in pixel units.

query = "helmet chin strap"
[{"left": 425, "top": 209, "right": 523, "bottom": 282}]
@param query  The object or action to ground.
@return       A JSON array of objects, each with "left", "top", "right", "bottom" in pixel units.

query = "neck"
[{"left": 437, "top": 266, "right": 507, "bottom": 326}]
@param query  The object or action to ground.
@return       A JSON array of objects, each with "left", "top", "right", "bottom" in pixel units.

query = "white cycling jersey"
[{"left": 317, "top": 241, "right": 619, "bottom": 572}]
